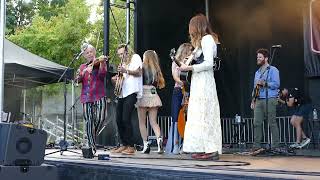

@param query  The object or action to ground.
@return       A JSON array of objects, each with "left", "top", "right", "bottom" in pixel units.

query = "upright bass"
[{"left": 169, "top": 48, "right": 192, "bottom": 138}]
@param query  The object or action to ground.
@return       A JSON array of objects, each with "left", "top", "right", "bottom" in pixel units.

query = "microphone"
[
  {"left": 75, "top": 42, "right": 89, "bottom": 60},
  {"left": 271, "top": 45, "right": 282, "bottom": 48}
]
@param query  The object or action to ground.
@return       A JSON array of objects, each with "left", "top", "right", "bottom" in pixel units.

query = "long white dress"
[{"left": 183, "top": 35, "right": 222, "bottom": 154}]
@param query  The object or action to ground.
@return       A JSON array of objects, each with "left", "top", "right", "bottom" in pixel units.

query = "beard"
[{"left": 258, "top": 59, "right": 266, "bottom": 66}]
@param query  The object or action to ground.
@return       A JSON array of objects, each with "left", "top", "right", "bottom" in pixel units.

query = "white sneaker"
[
  {"left": 289, "top": 143, "right": 300, "bottom": 149},
  {"left": 298, "top": 138, "right": 311, "bottom": 148}
]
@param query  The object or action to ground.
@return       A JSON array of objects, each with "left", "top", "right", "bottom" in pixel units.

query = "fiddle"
[
  {"left": 75, "top": 55, "right": 108, "bottom": 83},
  {"left": 87, "top": 55, "right": 108, "bottom": 69}
]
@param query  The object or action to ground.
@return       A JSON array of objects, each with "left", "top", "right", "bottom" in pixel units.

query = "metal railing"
[
  {"left": 147, "top": 116, "right": 172, "bottom": 140},
  {"left": 40, "top": 116, "right": 84, "bottom": 144},
  {"left": 221, "top": 116, "right": 296, "bottom": 145},
  {"left": 149, "top": 116, "right": 297, "bottom": 145}
]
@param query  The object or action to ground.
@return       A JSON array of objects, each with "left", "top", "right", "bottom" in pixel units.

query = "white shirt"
[{"left": 120, "top": 54, "right": 143, "bottom": 98}]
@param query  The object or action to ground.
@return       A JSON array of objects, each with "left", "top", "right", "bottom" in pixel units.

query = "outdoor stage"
[{"left": 45, "top": 148, "right": 320, "bottom": 180}]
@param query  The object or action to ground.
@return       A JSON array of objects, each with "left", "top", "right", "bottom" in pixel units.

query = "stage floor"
[{"left": 44, "top": 148, "right": 320, "bottom": 180}]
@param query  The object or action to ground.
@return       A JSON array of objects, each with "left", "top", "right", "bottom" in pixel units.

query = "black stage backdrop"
[{"left": 136, "top": 0, "right": 310, "bottom": 118}]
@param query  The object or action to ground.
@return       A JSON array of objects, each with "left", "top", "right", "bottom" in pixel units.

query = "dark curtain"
[
  {"left": 137, "top": 0, "right": 307, "bottom": 118},
  {"left": 210, "top": 0, "right": 307, "bottom": 117},
  {"left": 136, "top": 0, "right": 205, "bottom": 116}
]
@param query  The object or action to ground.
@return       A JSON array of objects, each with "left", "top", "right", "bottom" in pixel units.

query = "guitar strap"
[{"left": 259, "top": 66, "right": 270, "bottom": 79}]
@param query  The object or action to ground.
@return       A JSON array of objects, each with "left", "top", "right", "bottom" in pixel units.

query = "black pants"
[{"left": 116, "top": 93, "right": 137, "bottom": 147}]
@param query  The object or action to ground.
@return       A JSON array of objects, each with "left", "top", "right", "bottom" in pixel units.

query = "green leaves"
[
  {"left": 8, "top": 0, "right": 90, "bottom": 68},
  {"left": 6, "top": 0, "right": 134, "bottom": 96},
  {"left": 7, "top": 0, "right": 90, "bottom": 95}
]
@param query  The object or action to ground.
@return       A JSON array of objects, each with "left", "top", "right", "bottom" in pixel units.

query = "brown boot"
[
  {"left": 122, "top": 146, "right": 135, "bottom": 155},
  {"left": 111, "top": 146, "right": 127, "bottom": 153}
]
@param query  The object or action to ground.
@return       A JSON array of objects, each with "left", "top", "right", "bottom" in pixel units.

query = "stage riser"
[{"left": 45, "top": 161, "right": 280, "bottom": 180}]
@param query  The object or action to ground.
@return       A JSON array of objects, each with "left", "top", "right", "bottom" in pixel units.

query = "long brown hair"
[
  {"left": 175, "top": 43, "right": 193, "bottom": 63},
  {"left": 189, "top": 14, "right": 219, "bottom": 47},
  {"left": 143, "top": 50, "right": 165, "bottom": 89}
]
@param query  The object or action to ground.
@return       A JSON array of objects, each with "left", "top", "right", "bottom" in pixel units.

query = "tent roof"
[{"left": 4, "top": 39, "right": 74, "bottom": 88}]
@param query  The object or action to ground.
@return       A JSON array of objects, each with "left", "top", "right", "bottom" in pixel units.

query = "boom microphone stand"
[
  {"left": 45, "top": 52, "right": 84, "bottom": 156},
  {"left": 265, "top": 46, "right": 279, "bottom": 150}
]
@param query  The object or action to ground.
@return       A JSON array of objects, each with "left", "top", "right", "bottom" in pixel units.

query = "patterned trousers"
[{"left": 82, "top": 97, "right": 107, "bottom": 148}]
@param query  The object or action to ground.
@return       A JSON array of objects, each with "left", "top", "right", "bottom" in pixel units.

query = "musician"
[
  {"left": 165, "top": 43, "right": 193, "bottom": 155},
  {"left": 178, "top": 14, "right": 222, "bottom": 160},
  {"left": 75, "top": 43, "right": 108, "bottom": 153},
  {"left": 136, "top": 50, "right": 165, "bottom": 154},
  {"left": 111, "top": 44, "right": 143, "bottom": 155},
  {"left": 278, "top": 88, "right": 312, "bottom": 148},
  {"left": 250, "top": 48, "right": 280, "bottom": 152}
]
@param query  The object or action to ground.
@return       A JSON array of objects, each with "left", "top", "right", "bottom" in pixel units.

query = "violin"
[
  {"left": 87, "top": 55, "right": 108, "bottom": 68},
  {"left": 75, "top": 55, "right": 108, "bottom": 83}
]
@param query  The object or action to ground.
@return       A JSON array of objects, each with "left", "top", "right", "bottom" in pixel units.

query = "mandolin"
[{"left": 169, "top": 48, "right": 194, "bottom": 86}]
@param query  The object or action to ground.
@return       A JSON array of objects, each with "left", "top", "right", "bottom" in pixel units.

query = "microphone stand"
[
  {"left": 46, "top": 52, "right": 83, "bottom": 156},
  {"left": 58, "top": 52, "right": 83, "bottom": 83},
  {"left": 265, "top": 47, "right": 278, "bottom": 150}
]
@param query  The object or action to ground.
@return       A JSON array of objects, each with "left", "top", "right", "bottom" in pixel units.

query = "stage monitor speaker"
[
  {"left": 0, "top": 164, "right": 58, "bottom": 180},
  {"left": 0, "top": 123, "right": 47, "bottom": 166}
]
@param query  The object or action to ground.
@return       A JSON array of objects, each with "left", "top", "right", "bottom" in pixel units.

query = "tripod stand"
[{"left": 45, "top": 52, "right": 84, "bottom": 156}]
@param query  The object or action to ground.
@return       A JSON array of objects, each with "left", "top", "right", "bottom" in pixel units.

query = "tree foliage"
[
  {"left": 6, "top": 0, "right": 34, "bottom": 34},
  {"left": 6, "top": 0, "right": 135, "bottom": 96},
  {"left": 8, "top": 0, "right": 90, "bottom": 68},
  {"left": 91, "top": 2, "right": 135, "bottom": 65},
  {"left": 5, "top": 0, "right": 67, "bottom": 35},
  {"left": 7, "top": 0, "right": 91, "bottom": 94}
]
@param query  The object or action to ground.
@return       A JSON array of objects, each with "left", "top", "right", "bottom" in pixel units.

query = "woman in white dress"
[{"left": 178, "top": 14, "right": 222, "bottom": 160}]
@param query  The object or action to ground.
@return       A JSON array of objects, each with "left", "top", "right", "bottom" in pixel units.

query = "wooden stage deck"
[{"left": 44, "top": 148, "right": 320, "bottom": 180}]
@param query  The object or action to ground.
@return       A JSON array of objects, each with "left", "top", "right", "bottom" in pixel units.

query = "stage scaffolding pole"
[
  {"left": 103, "top": 0, "right": 110, "bottom": 55},
  {"left": 0, "top": 0, "right": 6, "bottom": 122},
  {"left": 71, "top": 80, "right": 75, "bottom": 142},
  {"left": 23, "top": 89, "right": 26, "bottom": 120},
  {"left": 134, "top": 0, "right": 138, "bottom": 52},
  {"left": 126, "top": 0, "right": 130, "bottom": 44},
  {"left": 205, "top": 0, "right": 209, "bottom": 21}
]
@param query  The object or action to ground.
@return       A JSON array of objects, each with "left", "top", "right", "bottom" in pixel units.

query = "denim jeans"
[{"left": 165, "top": 87, "right": 183, "bottom": 154}]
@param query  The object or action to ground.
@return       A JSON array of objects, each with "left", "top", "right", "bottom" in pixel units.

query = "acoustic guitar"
[
  {"left": 252, "top": 84, "right": 262, "bottom": 102},
  {"left": 252, "top": 66, "right": 270, "bottom": 102}
]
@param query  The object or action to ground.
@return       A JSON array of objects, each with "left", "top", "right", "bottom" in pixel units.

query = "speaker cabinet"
[
  {"left": 0, "top": 123, "right": 47, "bottom": 166},
  {"left": 0, "top": 164, "right": 58, "bottom": 180}
]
